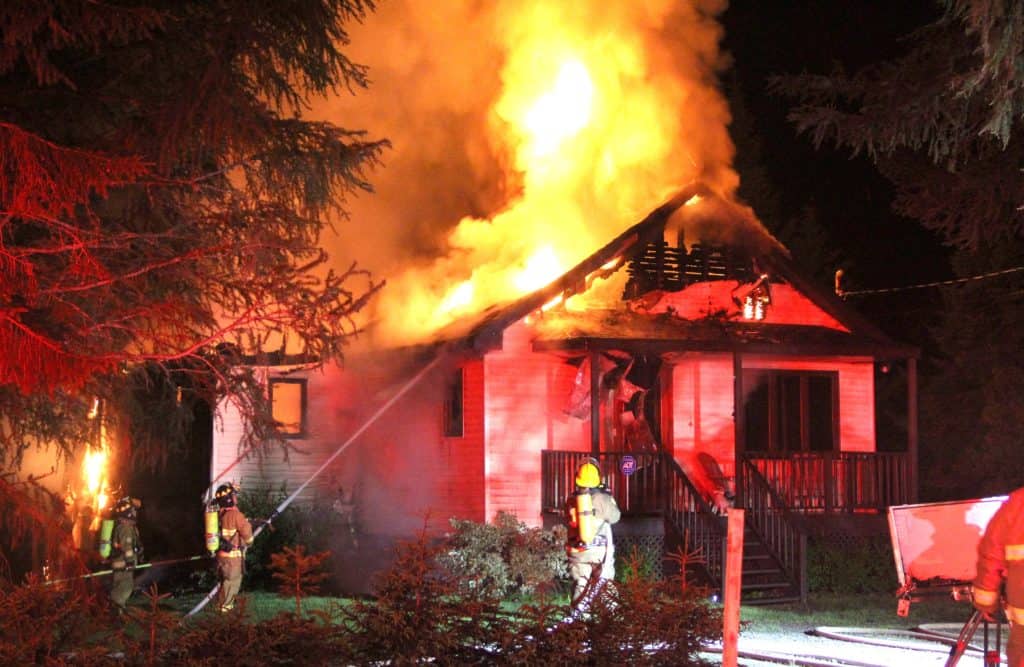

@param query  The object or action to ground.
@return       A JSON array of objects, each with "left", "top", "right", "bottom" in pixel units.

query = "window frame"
[
  {"left": 443, "top": 368, "right": 464, "bottom": 438},
  {"left": 268, "top": 377, "right": 308, "bottom": 439},
  {"left": 742, "top": 369, "right": 839, "bottom": 453}
]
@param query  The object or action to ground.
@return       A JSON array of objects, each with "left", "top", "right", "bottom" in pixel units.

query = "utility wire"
[{"left": 838, "top": 266, "right": 1024, "bottom": 297}]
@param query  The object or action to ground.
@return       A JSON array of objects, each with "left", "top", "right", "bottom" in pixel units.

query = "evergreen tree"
[
  {"left": 771, "top": 0, "right": 1024, "bottom": 498},
  {"left": 0, "top": 1, "right": 386, "bottom": 572},
  {"left": 771, "top": 0, "right": 1023, "bottom": 248}
]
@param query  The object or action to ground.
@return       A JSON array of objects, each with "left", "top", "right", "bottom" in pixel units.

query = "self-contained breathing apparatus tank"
[
  {"left": 568, "top": 458, "right": 603, "bottom": 547},
  {"left": 205, "top": 482, "right": 239, "bottom": 555},
  {"left": 97, "top": 517, "right": 115, "bottom": 559},
  {"left": 573, "top": 490, "right": 600, "bottom": 545},
  {"left": 204, "top": 505, "right": 220, "bottom": 556}
]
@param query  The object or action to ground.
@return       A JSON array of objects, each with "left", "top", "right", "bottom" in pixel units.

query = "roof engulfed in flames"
[{"left": 317, "top": 1, "right": 765, "bottom": 348}]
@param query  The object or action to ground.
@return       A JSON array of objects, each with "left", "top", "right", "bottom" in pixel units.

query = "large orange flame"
[
  {"left": 337, "top": 2, "right": 740, "bottom": 346},
  {"left": 74, "top": 408, "right": 112, "bottom": 540}
]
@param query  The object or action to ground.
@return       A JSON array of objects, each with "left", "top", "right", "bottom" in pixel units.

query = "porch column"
[
  {"left": 907, "top": 357, "right": 918, "bottom": 503},
  {"left": 733, "top": 351, "right": 744, "bottom": 506},
  {"left": 590, "top": 349, "right": 601, "bottom": 456}
]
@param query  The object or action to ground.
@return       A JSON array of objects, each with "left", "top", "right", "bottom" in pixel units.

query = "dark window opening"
[
  {"left": 443, "top": 368, "right": 464, "bottom": 437},
  {"left": 269, "top": 378, "right": 307, "bottom": 438},
  {"left": 743, "top": 370, "right": 837, "bottom": 453}
]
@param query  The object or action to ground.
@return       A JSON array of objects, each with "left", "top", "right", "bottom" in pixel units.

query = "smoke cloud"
[{"left": 310, "top": 0, "right": 738, "bottom": 346}]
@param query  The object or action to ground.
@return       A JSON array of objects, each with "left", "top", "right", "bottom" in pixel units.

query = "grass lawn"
[
  {"left": 166, "top": 590, "right": 351, "bottom": 622},
  {"left": 165, "top": 588, "right": 974, "bottom": 634}
]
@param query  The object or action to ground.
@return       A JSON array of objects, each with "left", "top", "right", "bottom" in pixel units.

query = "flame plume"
[
  {"left": 318, "top": 1, "right": 740, "bottom": 346},
  {"left": 68, "top": 402, "right": 112, "bottom": 549}
]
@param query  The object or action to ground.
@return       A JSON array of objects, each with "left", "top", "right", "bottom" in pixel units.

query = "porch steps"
[{"left": 740, "top": 526, "right": 800, "bottom": 605}]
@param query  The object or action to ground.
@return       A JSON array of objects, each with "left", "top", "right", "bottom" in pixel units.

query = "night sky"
[{"left": 722, "top": 0, "right": 951, "bottom": 347}]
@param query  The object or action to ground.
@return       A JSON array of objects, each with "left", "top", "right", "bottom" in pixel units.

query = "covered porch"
[
  {"left": 540, "top": 450, "right": 912, "bottom": 517},
  {"left": 542, "top": 448, "right": 912, "bottom": 603}
]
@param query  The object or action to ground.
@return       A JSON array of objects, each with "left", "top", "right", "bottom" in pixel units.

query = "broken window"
[
  {"left": 564, "top": 352, "right": 663, "bottom": 452},
  {"left": 269, "top": 378, "right": 307, "bottom": 438},
  {"left": 743, "top": 370, "right": 837, "bottom": 453},
  {"left": 443, "top": 368, "right": 464, "bottom": 437}
]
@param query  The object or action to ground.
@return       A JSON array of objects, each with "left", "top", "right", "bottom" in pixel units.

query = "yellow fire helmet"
[
  {"left": 215, "top": 482, "right": 239, "bottom": 507},
  {"left": 575, "top": 459, "right": 602, "bottom": 488},
  {"left": 113, "top": 496, "right": 141, "bottom": 518}
]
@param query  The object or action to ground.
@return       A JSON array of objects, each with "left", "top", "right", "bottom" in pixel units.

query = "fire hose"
[
  {"left": 183, "top": 350, "right": 448, "bottom": 618},
  {"left": 45, "top": 554, "right": 210, "bottom": 586},
  {"left": 698, "top": 624, "right": 998, "bottom": 667}
]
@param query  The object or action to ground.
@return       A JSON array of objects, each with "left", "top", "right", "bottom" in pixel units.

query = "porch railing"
[
  {"left": 745, "top": 451, "right": 909, "bottom": 513},
  {"left": 541, "top": 450, "right": 725, "bottom": 587},
  {"left": 737, "top": 456, "right": 805, "bottom": 600}
]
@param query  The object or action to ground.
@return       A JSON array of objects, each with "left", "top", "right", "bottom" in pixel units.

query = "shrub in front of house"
[
  {"left": 237, "top": 483, "right": 347, "bottom": 593},
  {"left": 439, "top": 511, "right": 569, "bottom": 600},
  {"left": 336, "top": 531, "right": 512, "bottom": 664},
  {"left": 338, "top": 528, "right": 721, "bottom": 666},
  {"left": 0, "top": 537, "right": 718, "bottom": 663},
  {"left": 0, "top": 577, "right": 110, "bottom": 664}
]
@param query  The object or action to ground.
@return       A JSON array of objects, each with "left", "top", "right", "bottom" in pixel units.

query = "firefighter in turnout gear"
[
  {"left": 974, "top": 488, "right": 1024, "bottom": 666},
  {"left": 108, "top": 496, "right": 143, "bottom": 611},
  {"left": 565, "top": 458, "right": 621, "bottom": 615},
  {"left": 213, "top": 482, "right": 253, "bottom": 612}
]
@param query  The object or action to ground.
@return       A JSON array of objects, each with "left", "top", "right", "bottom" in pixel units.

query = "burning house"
[
  {"left": 210, "top": 182, "right": 918, "bottom": 602},
  {"left": 210, "top": 2, "right": 918, "bottom": 602}
]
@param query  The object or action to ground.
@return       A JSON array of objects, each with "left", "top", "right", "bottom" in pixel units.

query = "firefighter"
[
  {"left": 213, "top": 482, "right": 254, "bottom": 612},
  {"left": 974, "top": 488, "right": 1024, "bottom": 665},
  {"left": 565, "top": 457, "right": 621, "bottom": 616},
  {"left": 108, "top": 496, "right": 143, "bottom": 612}
]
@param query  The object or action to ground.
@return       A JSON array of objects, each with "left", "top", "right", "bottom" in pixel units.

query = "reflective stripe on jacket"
[{"left": 217, "top": 506, "right": 253, "bottom": 558}]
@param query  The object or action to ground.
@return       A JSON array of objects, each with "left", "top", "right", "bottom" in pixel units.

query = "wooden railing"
[
  {"left": 661, "top": 455, "right": 726, "bottom": 585},
  {"left": 745, "top": 452, "right": 909, "bottom": 513},
  {"left": 541, "top": 450, "right": 725, "bottom": 587},
  {"left": 738, "top": 456, "right": 805, "bottom": 600},
  {"left": 542, "top": 451, "right": 665, "bottom": 515}
]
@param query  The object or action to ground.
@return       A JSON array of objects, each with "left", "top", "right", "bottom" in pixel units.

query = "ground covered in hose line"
[
  {"left": 710, "top": 625, "right": 1003, "bottom": 666},
  {"left": 719, "top": 594, "right": 1007, "bottom": 667}
]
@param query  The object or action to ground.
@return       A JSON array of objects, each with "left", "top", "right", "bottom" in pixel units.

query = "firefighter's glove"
[
  {"left": 972, "top": 587, "right": 1000, "bottom": 621},
  {"left": 110, "top": 558, "right": 127, "bottom": 572},
  {"left": 253, "top": 518, "right": 273, "bottom": 531}
]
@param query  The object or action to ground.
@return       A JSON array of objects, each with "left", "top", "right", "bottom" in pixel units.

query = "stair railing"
[
  {"left": 660, "top": 454, "right": 727, "bottom": 589},
  {"left": 738, "top": 454, "right": 807, "bottom": 602}
]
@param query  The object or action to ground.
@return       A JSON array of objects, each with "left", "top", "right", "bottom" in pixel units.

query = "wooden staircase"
[
  {"left": 740, "top": 525, "right": 802, "bottom": 605},
  {"left": 661, "top": 456, "right": 805, "bottom": 604},
  {"left": 735, "top": 455, "right": 807, "bottom": 604},
  {"left": 539, "top": 451, "right": 806, "bottom": 605}
]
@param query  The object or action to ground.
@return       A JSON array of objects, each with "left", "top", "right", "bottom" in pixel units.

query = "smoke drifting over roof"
[{"left": 310, "top": 0, "right": 741, "bottom": 347}]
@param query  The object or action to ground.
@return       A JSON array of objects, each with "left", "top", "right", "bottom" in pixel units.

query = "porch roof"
[{"left": 529, "top": 308, "right": 917, "bottom": 358}]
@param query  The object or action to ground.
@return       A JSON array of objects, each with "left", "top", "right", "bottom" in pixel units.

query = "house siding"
[
  {"left": 743, "top": 356, "right": 876, "bottom": 453},
  {"left": 670, "top": 354, "right": 736, "bottom": 498},
  {"left": 668, "top": 354, "right": 877, "bottom": 500},
  {"left": 439, "top": 359, "right": 486, "bottom": 522},
  {"left": 211, "top": 366, "right": 350, "bottom": 505},
  {"left": 483, "top": 319, "right": 589, "bottom": 528},
  {"left": 211, "top": 358, "right": 488, "bottom": 536}
]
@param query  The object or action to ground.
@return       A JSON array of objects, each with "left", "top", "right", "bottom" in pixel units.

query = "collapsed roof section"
[{"left": 431, "top": 181, "right": 917, "bottom": 361}]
